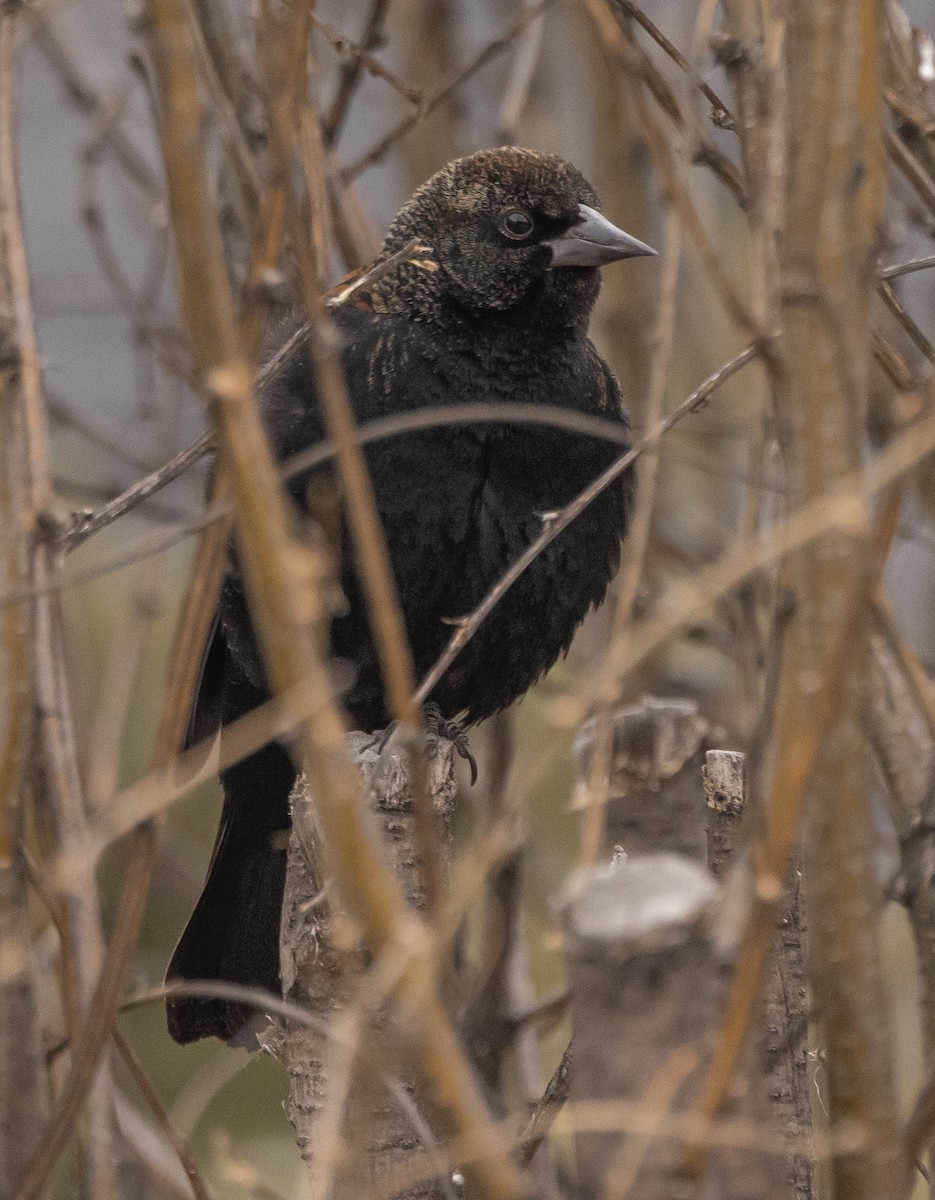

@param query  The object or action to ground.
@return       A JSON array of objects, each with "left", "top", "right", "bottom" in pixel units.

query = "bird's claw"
[
  {"left": 362, "top": 723, "right": 397, "bottom": 758},
  {"left": 423, "top": 703, "right": 477, "bottom": 785},
  {"left": 365, "top": 706, "right": 477, "bottom": 785}
]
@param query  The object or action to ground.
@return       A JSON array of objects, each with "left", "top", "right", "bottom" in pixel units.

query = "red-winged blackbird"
[{"left": 166, "top": 147, "right": 655, "bottom": 1044}]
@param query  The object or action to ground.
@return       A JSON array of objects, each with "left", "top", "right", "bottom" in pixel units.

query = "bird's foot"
[
  {"left": 423, "top": 703, "right": 477, "bottom": 785},
  {"left": 362, "top": 722, "right": 398, "bottom": 761},
  {"left": 363, "top": 705, "right": 477, "bottom": 785}
]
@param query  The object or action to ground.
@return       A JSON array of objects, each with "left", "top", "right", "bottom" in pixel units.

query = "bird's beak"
[{"left": 546, "top": 204, "right": 657, "bottom": 268}]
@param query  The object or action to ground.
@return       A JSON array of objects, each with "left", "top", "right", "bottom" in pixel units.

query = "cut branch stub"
[
  {"left": 703, "top": 748, "right": 746, "bottom": 881},
  {"left": 702, "top": 750, "right": 815, "bottom": 1199},
  {"left": 561, "top": 850, "right": 794, "bottom": 1198},
  {"left": 573, "top": 695, "right": 709, "bottom": 862},
  {"left": 561, "top": 852, "right": 719, "bottom": 1199},
  {"left": 267, "top": 732, "right": 457, "bottom": 1200}
]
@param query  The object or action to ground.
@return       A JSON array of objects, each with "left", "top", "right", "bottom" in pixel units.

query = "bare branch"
[
  {"left": 139, "top": 0, "right": 523, "bottom": 1192},
  {"left": 1, "top": 9, "right": 118, "bottom": 1197},
  {"left": 113, "top": 1030, "right": 211, "bottom": 1200},
  {"left": 614, "top": 0, "right": 734, "bottom": 127},
  {"left": 322, "top": 0, "right": 393, "bottom": 144},
  {"left": 342, "top": 0, "right": 556, "bottom": 181}
]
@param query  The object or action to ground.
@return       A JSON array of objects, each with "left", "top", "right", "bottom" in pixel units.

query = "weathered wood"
[
  {"left": 266, "top": 732, "right": 457, "bottom": 1200},
  {"left": 703, "top": 749, "right": 745, "bottom": 879},
  {"left": 562, "top": 853, "right": 714, "bottom": 1198},
  {"left": 562, "top": 851, "right": 793, "bottom": 1199},
  {"left": 574, "top": 696, "right": 709, "bottom": 863},
  {"left": 569, "top": 710, "right": 808, "bottom": 1198},
  {"left": 704, "top": 749, "right": 814, "bottom": 1199}
]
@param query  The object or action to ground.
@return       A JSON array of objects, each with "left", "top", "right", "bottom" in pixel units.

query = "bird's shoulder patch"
[
  {"left": 325, "top": 247, "right": 441, "bottom": 315},
  {"left": 324, "top": 267, "right": 375, "bottom": 313}
]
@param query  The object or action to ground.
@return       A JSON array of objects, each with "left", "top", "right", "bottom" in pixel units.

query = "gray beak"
[{"left": 546, "top": 204, "right": 657, "bottom": 268}]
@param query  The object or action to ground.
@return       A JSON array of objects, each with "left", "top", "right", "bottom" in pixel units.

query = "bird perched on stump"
[{"left": 166, "top": 147, "right": 655, "bottom": 1045}]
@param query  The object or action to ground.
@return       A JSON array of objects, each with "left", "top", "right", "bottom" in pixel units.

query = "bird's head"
[{"left": 371, "top": 147, "right": 655, "bottom": 329}]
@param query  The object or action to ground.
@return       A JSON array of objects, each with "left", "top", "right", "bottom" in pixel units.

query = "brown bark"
[
  {"left": 775, "top": 1, "right": 901, "bottom": 1195},
  {"left": 563, "top": 852, "right": 789, "bottom": 1199},
  {"left": 574, "top": 696, "right": 709, "bottom": 864},
  {"left": 268, "top": 733, "right": 458, "bottom": 1200}
]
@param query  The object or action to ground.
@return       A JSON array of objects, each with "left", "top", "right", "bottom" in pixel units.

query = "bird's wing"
[{"left": 185, "top": 610, "right": 228, "bottom": 753}]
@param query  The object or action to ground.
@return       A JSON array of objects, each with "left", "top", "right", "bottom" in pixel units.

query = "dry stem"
[
  {"left": 139, "top": 0, "right": 522, "bottom": 1192},
  {"left": 1, "top": 8, "right": 118, "bottom": 1197}
]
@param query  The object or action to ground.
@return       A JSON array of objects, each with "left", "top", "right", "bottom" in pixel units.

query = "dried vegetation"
[{"left": 5, "top": 0, "right": 935, "bottom": 1197}]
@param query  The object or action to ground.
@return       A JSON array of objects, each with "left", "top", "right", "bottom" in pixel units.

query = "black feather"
[{"left": 166, "top": 147, "right": 642, "bottom": 1043}]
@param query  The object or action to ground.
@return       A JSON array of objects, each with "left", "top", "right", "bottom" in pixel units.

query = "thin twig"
[
  {"left": 412, "top": 345, "right": 758, "bottom": 708},
  {"left": 113, "top": 1029, "right": 212, "bottom": 1200},
  {"left": 1, "top": 9, "right": 118, "bottom": 1197},
  {"left": 61, "top": 432, "right": 213, "bottom": 552},
  {"left": 879, "top": 253, "right": 935, "bottom": 280},
  {"left": 369, "top": 1095, "right": 867, "bottom": 1200},
  {"left": 879, "top": 278, "right": 935, "bottom": 361},
  {"left": 613, "top": 0, "right": 734, "bottom": 126},
  {"left": 322, "top": 0, "right": 392, "bottom": 144},
  {"left": 136, "top": 979, "right": 333, "bottom": 1036},
  {"left": 58, "top": 392, "right": 633, "bottom": 559},
  {"left": 341, "top": 0, "right": 556, "bottom": 181},
  {"left": 518, "top": 1045, "right": 572, "bottom": 1167},
  {"left": 4, "top": 350, "right": 750, "bottom": 654},
  {"left": 873, "top": 326, "right": 920, "bottom": 392},
  {"left": 886, "top": 128, "right": 935, "bottom": 217},
  {"left": 0, "top": 403, "right": 649, "bottom": 603},
  {"left": 873, "top": 590, "right": 935, "bottom": 746},
  {"left": 314, "top": 11, "right": 420, "bottom": 112}
]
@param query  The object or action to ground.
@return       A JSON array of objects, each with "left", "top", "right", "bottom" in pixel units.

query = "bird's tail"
[{"left": 166, "top": 740, "right": 295, "bottom": 1044}]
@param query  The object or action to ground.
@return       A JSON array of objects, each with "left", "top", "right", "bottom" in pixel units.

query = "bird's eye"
[{"left": 501, "top": 210, "right": 534, "bottom": 240}]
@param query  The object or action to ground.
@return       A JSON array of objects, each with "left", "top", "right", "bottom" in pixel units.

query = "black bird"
[{"left": 166, "top": 147, "right": 655, "bottom": 1044}]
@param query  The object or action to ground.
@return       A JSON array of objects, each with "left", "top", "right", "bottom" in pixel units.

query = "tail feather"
[{"left": 167, "top": 686, "right": 296, "bottom": 1043}]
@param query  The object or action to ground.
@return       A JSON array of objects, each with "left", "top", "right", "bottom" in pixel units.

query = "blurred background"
[{"left": 15, "top": 0, "right": 935, "bottom": 1192}]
